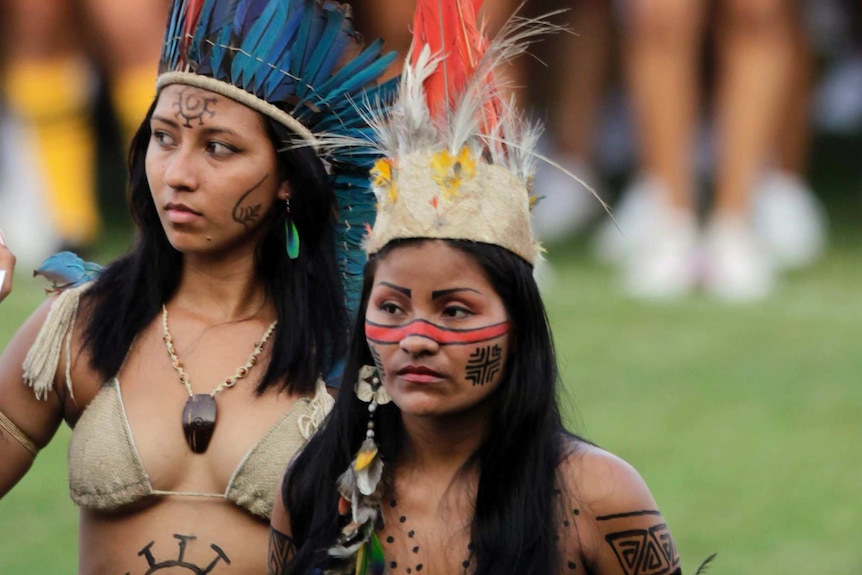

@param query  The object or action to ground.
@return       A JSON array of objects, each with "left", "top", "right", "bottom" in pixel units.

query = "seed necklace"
[{"left": 161, "top": 304, "right": 277, "bottom": 453}]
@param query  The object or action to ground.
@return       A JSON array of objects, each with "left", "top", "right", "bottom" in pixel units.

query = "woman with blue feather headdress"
[{"left": 0, "top": 0, "right": 396, "bottom": 572}]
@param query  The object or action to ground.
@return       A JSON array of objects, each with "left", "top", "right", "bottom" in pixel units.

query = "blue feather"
[
  {"left": 210, "top": 18, "right": 237, "bottom": 75},
  {"left": 303, "top": 6, "right": 348, "bottom": 87},
  {"left": 234, "top": 1, "right": 282, "bottom": 87},
  {"left": 33, "top": 252, "right": 103, "bottom": 292},
  {"left": 312, "top": 39, "right": 385, "bottom": 97},
  {"left": 289, "top": 1, "right": 317, "bottom": 84},
  {"left": 249, "top": 3, "right": 292, "bottom": 89}
]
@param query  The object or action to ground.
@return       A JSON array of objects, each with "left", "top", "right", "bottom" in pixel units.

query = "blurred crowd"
[{"left": 1, "top": 0, "right": 860, "bottom": 302}]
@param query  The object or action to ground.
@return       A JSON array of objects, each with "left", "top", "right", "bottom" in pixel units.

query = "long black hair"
[
  {"left": 284, "top": 238, "right": 577, "bottom": 574},
  {"left": 81, "top": 98, "right": 348, "bottom": 394}
]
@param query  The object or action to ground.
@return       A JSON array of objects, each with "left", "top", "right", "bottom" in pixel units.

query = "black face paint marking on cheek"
[
  {"left": 174, "top": 89, "right": 217, "bottom": 128},
  {"left": 128, "top": 534, "right": 231, "bottom": 574},
  {"left": 465, "top": 344, "right": 502, "bottom": 386},
  {"left": 604, "top": 523, "right": 680, "bottom": 575},
  {"left": 369, "top": 345, "right": 385, "bottom": 384},
  {"left": 232, "top": 175, "right": 268, "bottom": 229}
]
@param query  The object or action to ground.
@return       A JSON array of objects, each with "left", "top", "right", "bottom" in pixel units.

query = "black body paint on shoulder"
[
  {"left": 604, "top": 523, "right": 680, "bottom": 575},
  {"left": 125, "top": 533, "right": 230, "bottom": 574},
  {"left": 465, "top": 344, "right": 502, "bottom": 386},
  {"left": 174, "top": 88, "right": 217, "bottom": 128},
  {"left": 596, "top": 510, "right": 663, "bottom": 522},
  {"left": 232, "top": 175, "right": 268, "bottom": 228},
  {"left": 268, "top": 527, "right": 296, "bottom": 575}
]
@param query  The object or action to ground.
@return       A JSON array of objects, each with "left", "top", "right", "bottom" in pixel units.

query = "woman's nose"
[
  {"left": 163, "top": 145, "right": 199, "bottom": 191},
  {"left": 398, "top": 324, "right": 441, "bottom": 357}
]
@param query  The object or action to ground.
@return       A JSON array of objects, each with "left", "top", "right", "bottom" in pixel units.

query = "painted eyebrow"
[
  {"left": 377, "top": 282, "right": 411, "bottom": 297},
  {"left": 431, "top": 287, "right": 481, "bottom": 300}
]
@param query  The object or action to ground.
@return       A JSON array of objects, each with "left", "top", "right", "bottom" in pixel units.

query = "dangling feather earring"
[
  {"left": 327, "top": 365, "right": 389, "bottom": 575},
  {"left": 285, "top": 198, "right": 300, "bottom": 260}
]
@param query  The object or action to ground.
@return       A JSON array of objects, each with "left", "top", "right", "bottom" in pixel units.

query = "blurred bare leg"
[
  {"left": 554, "top": 0, "right": 612, "bottom": 166},
  {"left": 1, "top": 0, "right": 99, "bottom": 247},
  {"left": 82, "top": 0, "right": 169, "bottom": 144},
  {"left": 752, "top": 4, "right": 827, "bottom": 271},
  {"left": 355, "top": 0, "right": 427, "bottom": 81},
  {"left": 625, "top": 0, "right": 705, "bottom": 212},
  {"left": 775, "top": 2, "right": 811, "bottom": 175},
  {"left": 713, "top": 0, "right": 794, "bottom": 216}
]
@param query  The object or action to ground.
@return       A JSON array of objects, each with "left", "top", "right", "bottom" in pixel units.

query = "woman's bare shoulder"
[
  {"left": 557, "top": 438, "right": 681, "bottom": 575},
  {"left": 558, "top": 439, "right": 657, "bottom": 514}
]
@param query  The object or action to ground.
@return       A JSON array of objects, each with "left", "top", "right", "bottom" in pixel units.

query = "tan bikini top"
[{"left": 22, "top": 285, "right": 333, "bottom": 519}]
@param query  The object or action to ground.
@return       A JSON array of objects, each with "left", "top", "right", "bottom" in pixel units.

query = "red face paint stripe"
[{"left": 365, "top": 319, "right": 510, "bottom": 346}]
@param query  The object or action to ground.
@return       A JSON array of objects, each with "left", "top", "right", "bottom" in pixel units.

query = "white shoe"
[
  {"left": 622, "top": 207, "right": 699, "bottom": 300},
  {"left": 753, "top": 170, "right": 828, "bottom": 270},
  {"left": 703, "top": 216, "right": 775, "bottom": 302},
  {"left": 592, "top": 174, "right": 671, "bottom": 265},
  {"left": 531, "top": 156, "right": 604, "bottom": 243}
]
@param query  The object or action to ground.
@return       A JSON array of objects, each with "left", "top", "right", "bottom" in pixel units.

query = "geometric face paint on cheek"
[
  {"left": 365, "top": 319, "right": 510, "bottom": 346},
  {"left": 369, "top": 345, "right": 385, "bottom": 383},
  {"left": 464, "top": 344, "right": 503, "bottom": 386}
]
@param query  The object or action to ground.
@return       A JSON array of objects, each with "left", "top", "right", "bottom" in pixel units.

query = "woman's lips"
[
  {"left": 397, "top": 365, "right": 444, "bottom": 384},
  {"left": 165, "top": 203, "right": 202, "bottom": 224}
]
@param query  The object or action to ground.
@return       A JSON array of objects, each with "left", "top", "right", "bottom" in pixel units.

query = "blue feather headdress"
[{"left": 157, "top": 0, "right": 398, "bottom": 381}]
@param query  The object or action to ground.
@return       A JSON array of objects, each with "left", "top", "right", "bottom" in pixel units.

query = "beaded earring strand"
[
  {"left": 161, "top": 305, "right": 277, "bottom": 453},
  {"left": 328, "top": 366, "right": 391, "bottom": 574}
]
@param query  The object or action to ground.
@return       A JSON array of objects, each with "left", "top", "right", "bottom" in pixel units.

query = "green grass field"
[{"left": 1, "top": 165, "right": 860, "bottom": 573}]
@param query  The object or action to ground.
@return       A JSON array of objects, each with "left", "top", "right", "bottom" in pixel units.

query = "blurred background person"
[
  {"left": 529, "top": 0, "right": 615, "bottom": 245},
  {"left": 0, "top": 0, "right": 168, "bottom": 265},
  {"left": 592, "top": 0, "right": 827, "bottom": 302},
  {"left": 813, "top": 0, "right": 862, "bottom": 137}
]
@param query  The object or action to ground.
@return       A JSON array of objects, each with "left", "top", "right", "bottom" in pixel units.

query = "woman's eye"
[
  {"left": 153, "top": 131, "right": 174, "bottom": 146},
  {"left": 207, "top": 141, "right": 236, "bottom": 156},
  {"left": 380, "top": 302, "right": 402, "bottom": 315},
  {"left": 443, "top": 306, "right": 472, "bottom": 319}
]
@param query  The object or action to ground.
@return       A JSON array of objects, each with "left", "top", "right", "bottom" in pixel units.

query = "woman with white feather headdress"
[{"left": 273, "top": 1, "right": 714, "bottom": 574}]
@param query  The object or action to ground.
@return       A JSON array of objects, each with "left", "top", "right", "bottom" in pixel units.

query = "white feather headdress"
[{"left": 362, "top": 1, "right": 572, "bottom": 265}]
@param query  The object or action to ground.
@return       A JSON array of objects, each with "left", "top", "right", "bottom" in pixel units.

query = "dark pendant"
[{"left": 182, "top": 394, "right": 217, "bottom": 454}]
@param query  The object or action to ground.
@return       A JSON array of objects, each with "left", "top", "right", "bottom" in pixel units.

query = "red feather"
[
  {"left": 181, "top": 0, "right": 206, "bottom": 56},
  {"left": 412, "top": 0, "right": 502, "bottom": 135}
]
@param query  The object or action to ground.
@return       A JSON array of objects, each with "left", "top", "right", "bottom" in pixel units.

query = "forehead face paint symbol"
[
  {"left": 174, "top": 88, "right": 217, "bottom": 128},
  {"left": 365, "top": 319, "right": 510, "bottom": 346}
]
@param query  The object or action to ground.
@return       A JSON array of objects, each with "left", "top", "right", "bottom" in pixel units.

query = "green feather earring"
[{"left": 285, "top": 198, "right": 300, "bottom": 259}]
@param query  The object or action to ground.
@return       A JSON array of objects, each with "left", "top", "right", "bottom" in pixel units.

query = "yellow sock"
[
  {"left": 110, "top": 64, "right": 158, "bottom": 149},
  {"left": 3, "top": 58, "right": 99, "bottom": 247}
]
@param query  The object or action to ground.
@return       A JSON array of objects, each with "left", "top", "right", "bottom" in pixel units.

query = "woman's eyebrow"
[
  {"left": 378, "top": 281, "right": 411, "bottom": 297},
  {"left": 151, "top": 114, "right": 180, "bottom": 127},
  {"left": 431, "top": 287, "right": 481, "bottom": 300}
]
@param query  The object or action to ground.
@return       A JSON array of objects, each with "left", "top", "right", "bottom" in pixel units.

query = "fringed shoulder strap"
[
  {"left": 22, "top": 283, "right": 92, "bottom": 401},
  {"left": 297, "top": 378, "right": 335, "bottom": 440}
]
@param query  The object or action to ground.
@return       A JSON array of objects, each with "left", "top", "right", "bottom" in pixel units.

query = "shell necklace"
[{"left": 161, "top": 305, "right": 278, "bottom": 453}]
